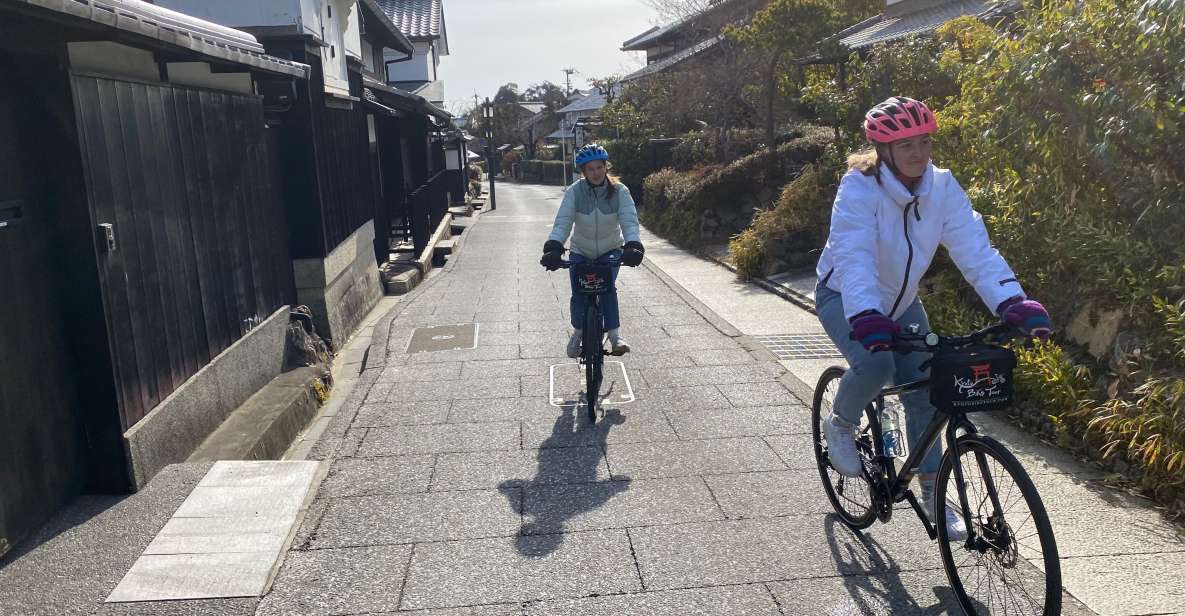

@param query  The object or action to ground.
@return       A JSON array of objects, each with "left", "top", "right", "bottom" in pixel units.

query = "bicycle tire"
[
  {"left": 583, "top": 305, "right": 602, "bottom": 422},
  {"left": 811, "top": 366, "right": 877, "bottom": 530},
  {"left": 936, "top": 434, "right": 1061, "bottom": 615}
]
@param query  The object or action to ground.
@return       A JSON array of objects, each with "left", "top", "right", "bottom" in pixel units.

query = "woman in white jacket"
[
  {"left": 815, "top": 97, "right": 1053, "bottom": 539},
  {"left": 541, "top": 144, "right": 645, "bottom": 357}
]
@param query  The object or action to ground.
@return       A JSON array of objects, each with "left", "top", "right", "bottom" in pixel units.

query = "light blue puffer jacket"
[{"left": 548, "top": 179, "right": 641, "bottom": 259}]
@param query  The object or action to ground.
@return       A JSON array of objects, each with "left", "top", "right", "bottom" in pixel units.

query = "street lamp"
[{"left": 482, "top": 98, "right": 497, "bottom": 211}]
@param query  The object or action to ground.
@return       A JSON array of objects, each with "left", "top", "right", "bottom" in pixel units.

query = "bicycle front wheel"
[
  {"left": 582, "top": 306, "right": 602, "bottom": 422},
  {"left": 811, "top": 366, "right": 877, "bottom": 530},
  {"left": 937, "top": 434, "right": 1061, "bottom": 615}
]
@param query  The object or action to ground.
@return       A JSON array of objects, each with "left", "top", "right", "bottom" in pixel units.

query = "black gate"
[{"left": 70, "top": 75, "right": 295, "bottom": 431}]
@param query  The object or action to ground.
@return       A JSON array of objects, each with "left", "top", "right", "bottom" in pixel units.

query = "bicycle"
[
  {"left": 557, "top": 251, "right": 630, "bottom": 422},
  {"left": 812, "top": 322, "right": 1061, "bottom": 615}
]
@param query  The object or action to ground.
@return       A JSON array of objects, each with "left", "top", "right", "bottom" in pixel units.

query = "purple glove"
[
  {"left": 998, "top": 296, "right": 1052, "bottom": 339},
  {"left": 849, "top": 311, "right": 899, "bottom": 352}
]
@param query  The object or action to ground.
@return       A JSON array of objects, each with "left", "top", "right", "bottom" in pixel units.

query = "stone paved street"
[{"left": 258, "top": 183, "right": 1114, "bottom": 615}]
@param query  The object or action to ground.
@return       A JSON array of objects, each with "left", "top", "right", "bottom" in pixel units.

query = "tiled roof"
[
  {"left": 376, "top": 0, "right": 442, "bottom": 39},
  {"left": 837, "top": 0, "right": 1009, "bottom": 50},
  {"left": 556, "top": 90, "right": 607, "bottom": 114},
  {"left": 621, "top": 36, "right": 721, "bottom": 82}
]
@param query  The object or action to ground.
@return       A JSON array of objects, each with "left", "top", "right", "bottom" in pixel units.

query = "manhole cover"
[
  {"left": 754, "top": 334, "right": 844, "bottom": 360},
  {"left": 408, "top": 324, "right": 479, "bottom": 353},
  {"left": 549, "top": 361, "right": 635, "bottom": 407}
]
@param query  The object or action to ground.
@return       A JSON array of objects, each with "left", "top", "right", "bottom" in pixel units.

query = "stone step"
[{"left": 187, "top": 367, "right": 327, "bottom": 462}]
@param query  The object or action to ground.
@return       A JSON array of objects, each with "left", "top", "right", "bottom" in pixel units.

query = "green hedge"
[
  {"left": 639, "top": 128, "right": 833, "bottom": 248},
  {"left": 516, "top": 160, "right": 568, "bottom": 186}
]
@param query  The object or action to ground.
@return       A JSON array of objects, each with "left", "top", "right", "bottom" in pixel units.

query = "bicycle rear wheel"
[
  {"left": 937, "top": 434, "right": 1061, "bottom": 615},
  {"left": 582, "top": 306, "right": 603, "bottom": 422},
  {"left": 811, "top": 367, "right": 877, "bottom": 529}
]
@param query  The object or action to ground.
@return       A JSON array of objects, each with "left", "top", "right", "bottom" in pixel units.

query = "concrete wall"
[
  {"left": 68, "top": 42, "right": 159, "bottom": 82},
  {"left": 122, "top": 305, "right": 292, "bottom": 488},
  {"left": 293, "top": 219, "right": 384, "bottom": 349},
  {"left": 154, "top": 0, "right": 320, "bottom": 39},
  {"left": 166, "top": 62, "right": 254, "bottom": 94}
]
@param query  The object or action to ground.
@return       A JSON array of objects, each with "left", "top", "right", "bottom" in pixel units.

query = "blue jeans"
[
  {"left": 816, "top": 283, "right": 944, "bottom": 474},
  {"left": 569, "top": 250, "right": 622, "bottom": 331}
]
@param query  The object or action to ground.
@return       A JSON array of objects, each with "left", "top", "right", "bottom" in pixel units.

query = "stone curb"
[{"left": 701, "top": 251, "right": 817, "bottom": 315}]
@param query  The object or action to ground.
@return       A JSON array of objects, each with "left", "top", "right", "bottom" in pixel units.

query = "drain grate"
[{"left": 754, "top": 333, "right": 844, "bottom": 360}]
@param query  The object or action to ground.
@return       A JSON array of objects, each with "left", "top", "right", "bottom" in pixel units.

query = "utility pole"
[
  {"left": 482, "top": 97, "right": 497, "bottom": 210},
  {"left": 562, "top": 68, "right": 576, "bottom": 96}
]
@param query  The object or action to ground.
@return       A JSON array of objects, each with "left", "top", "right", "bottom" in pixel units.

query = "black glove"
[
  {"left": 540, "top": 239, "right": 565, "bottom": 271},
  {"left": 622, "top": 241, "right": 645, "bottom": 267}
]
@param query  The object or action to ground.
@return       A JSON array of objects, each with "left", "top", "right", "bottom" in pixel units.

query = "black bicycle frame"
[{"left": 872, "top": 376, "right": 982, "bottom": 540}]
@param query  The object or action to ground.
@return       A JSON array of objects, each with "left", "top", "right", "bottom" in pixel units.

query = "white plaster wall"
[
  {"left": 68, "top": 42, "right": 160, "bottom": 82},
  {"left": 154, "top": 0, "right": 322, "bottom": 39}
]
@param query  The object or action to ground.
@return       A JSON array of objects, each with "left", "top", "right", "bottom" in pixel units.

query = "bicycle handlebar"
[
  {"left": 551, "top": 247, "right": 637, "bottom": 269},
  {"left": 890, "top": 321, "right": 1022, "bottom": 354}
]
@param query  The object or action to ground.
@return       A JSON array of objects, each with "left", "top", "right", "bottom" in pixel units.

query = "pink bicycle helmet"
[{"left": 864, "top": 96, "right": 937, "bottom": 143}]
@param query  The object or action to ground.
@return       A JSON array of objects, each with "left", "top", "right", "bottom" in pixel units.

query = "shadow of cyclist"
[
  {"left": 821, "top": 514, "right": 986, "bottom": 614},
  {"left": 498, "top": 404, "right": 630, "bottom": 557}
]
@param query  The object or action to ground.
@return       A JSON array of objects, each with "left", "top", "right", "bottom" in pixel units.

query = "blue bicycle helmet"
[{"left": 574, "top": 143, "right": 610, "bottom": 169}]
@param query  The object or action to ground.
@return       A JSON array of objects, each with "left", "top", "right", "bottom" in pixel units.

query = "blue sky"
[{"left": 436, "top": 0, "right": 660, "bottom": 114}]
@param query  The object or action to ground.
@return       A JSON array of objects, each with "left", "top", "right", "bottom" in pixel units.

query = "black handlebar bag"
[
  {"left": 930, "top": 344, "right": 1017, "bottom": 412},
  {"left": 572, "top": 264, "right": 614, "bottom": 295}
]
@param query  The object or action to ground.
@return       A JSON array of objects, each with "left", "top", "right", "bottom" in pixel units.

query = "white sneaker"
[
  {"left": 921, "top": 481, "right": 969, "bottom": 541},
  {"left": 566, "top": 331, "right": 582, "bottom": 358},
  {"left": 608, "top": 329, "right": 630, "bottom": 355},
  {"left": 823, "top": 412, "right": 863, "bottom": 477}
]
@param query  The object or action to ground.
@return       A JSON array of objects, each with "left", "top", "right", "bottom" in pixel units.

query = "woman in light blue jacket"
[{"left": 541, "top": 144, "right": 644, "bottom": 358}]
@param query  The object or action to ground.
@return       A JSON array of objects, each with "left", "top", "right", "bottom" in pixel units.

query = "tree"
[
  {"left": 587, "top": 75, "right": 622, "bottom": 105},
  {"left": 493, "top": 83, "right": 521, "bottom": 105},
  {"left": 729, "top": 0, "right": 880, "bottom": 148},
  {"left": 523, "top": 82, "right": 567, "bottom": 110}
]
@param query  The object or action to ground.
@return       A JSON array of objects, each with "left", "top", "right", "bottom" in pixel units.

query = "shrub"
[
  {"left": 640, "top": 128, "right": 834, "bottom": 248},
  {"left": 517, "top": 160, "right": 567, "bottom": 185}
]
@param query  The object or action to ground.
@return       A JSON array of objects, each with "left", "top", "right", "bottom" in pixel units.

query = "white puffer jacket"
[
  {"left": 816, "top": 162, "right": 1024, "bottom": 321},
  {"left": 549, "top": 179, "right": 641, "bottom": 259}
]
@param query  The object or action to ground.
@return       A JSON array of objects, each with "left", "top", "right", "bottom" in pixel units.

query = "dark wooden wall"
[
  {"left": 71, "top": 74, "right": 295, "bottom": 431},
  {"left": 0, "top": 45, "right": 94, "bottom": 556}
]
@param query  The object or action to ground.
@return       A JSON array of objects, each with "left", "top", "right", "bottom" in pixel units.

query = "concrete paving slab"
[
  {"left": 447, "top": 397, "right": 557, "bottom": 423},
  {"left": 630, "top": 514, "right": 941, "bottom": 591},
  {"left": 143, "top": 516, "right": 294, "bottom": 555},
  {"left": 606, "top": 437, "right": 787, "bottom": 480},
  {"left": 393, "top": 605, "right": 525, "bottom": 616},
  {"left": 255, "top": 545, "right": 411, "bottom": 615},
  {"left": 172, "top": 486, "right": 309, "bottom": 519},
  {"left": 1057, "top": 551, "right": 1185, "bottom": 615},
  {"left": 352, "top": 399, "right": 452, "bottom": 427},
  {"left": 311, "top": 489, "right": 521, "bottom": 547},
  {"left": 717, "top": 381, "right": 800, "bottom": 407},
  {"left": 767, "top": 569, "right": 1096, "bottom": 616},
  {"left": 524, "top": 584, "right": 781, "bottom": 615},
  {"left": 546, "top": 361, "right": 636, "bottom": 407},
  {"left": 94, "top": 597, "right": 260, "bottom": 615},
  {"left": 688, "top": 348, "right": 761, "bottom": 366},
  {"left": 475, "top": 320, "right": 520, "bottom": 333},
  {"left": 1019, "top": 507, "right": 1185, "bottom": 558},
  {"left": 319, "top": 455, "right": 435, "bottom": 497},
  {"left": 198, "top": 460, "right": 320, "bottom": 488},
  {"left": 521, "top": 408, "right": 678, "bottom": 449},
  {"left": 381, "top": 362, "right": 464, "bottom": 382},
  {"left": 522, "top": 476, "right": 722, "bottom": 534},
  {"left": 461, "top": 358, "right": 554, "bottom": 378},
  {"left": 106, "top": 552, "right": 276, "bottom": 602},
  {"left": 406, "top": 345, "right": 521, "bottom": 364},
  {"left": 761, "top": 434, "right": 823, "bottom": 470},
  {"left": 358, "top": 422, "right": 521, "bottom": 456},
  {"left": 388, "top": 377, "right": 522, "bottom": 402},
  {"left": 631, "top": 385, "right": 732, "bottom": 411},
  {"left": 432, "top": 447, "right": 610, "bottom": 491},
  {"left": 705, "top": 470, "right": 841, "bottom": 519},
  {"left": 399, "top": 529, "right": 641, "bottom": 610},
  {"left": 666, "top": 405, "right": 811, "bottom": 440},
  {"left": 639, "top": 363, "right": 785, "bottom": 388}
]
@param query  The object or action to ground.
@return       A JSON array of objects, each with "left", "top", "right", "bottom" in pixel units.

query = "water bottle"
[{"left": 881, "top": 407, "right": 908, "bottom": 458}]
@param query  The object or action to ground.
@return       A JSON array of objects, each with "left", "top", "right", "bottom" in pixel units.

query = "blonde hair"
[{"left": 847, "top": 147, "right": 880, "bottom": 175}]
